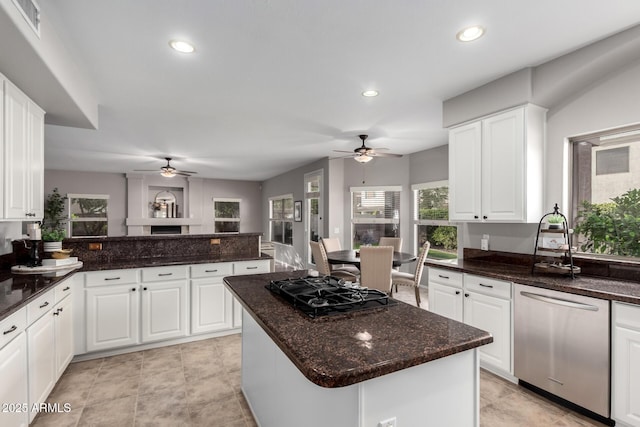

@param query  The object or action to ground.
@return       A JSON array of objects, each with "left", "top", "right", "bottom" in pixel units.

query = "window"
[
  {"left": 351, "top": 186, "right": 400, "bottom": 249},
  {"left": 269, "top": 195, "right": 293, "bottom": 245},
  {"left": 412, "top": 181, "right": 457, "bottom": 260},
  {"left": 68, "top": 194, "right": 108, "bottom": 237},
  {"left": 214, "top": 198, "right": 240, "bottom": 233},
  {"left": 571, "top": 127, "right": 640, "bottom": 259}
]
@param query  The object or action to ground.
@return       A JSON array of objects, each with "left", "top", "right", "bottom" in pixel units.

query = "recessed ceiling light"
[
  {"left": 362, "top": 90, "right": 379, "bottom": 97},
  {"left": 456, "top": 25, "right": 485, "bottom": 42},
  {"left": 169, "top": 40, "right": 195, "bottom": 53}
]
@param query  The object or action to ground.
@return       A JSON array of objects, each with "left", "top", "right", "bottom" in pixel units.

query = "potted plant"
[
  {"left": 546, "top": 214, "right": 565, "bottom": 229},
  {"left": 42, "top": 188, "right": 67, "bottom": 252}
]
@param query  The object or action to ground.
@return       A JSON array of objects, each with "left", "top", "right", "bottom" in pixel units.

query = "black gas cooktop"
[{"left": 267, "top": 276, "right": 396, "bottom": 318}]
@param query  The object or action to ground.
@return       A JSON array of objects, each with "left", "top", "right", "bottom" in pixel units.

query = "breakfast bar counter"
[{"left": 225, "top": 271, "right": 492, "bottom": 427}]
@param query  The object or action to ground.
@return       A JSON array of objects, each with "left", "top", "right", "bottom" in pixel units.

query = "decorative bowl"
[{"left": 51, "top": 249, "right": 73, "bottom": 259}]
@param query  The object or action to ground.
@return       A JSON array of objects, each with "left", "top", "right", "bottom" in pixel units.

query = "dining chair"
[
  {"left": 391, "top": 241, "right": 430, "bottom": 307},
  {"left": 378, "top": 237, "right": 403, "bottom": 252},
  {"left": 309, "top": 241, "right": 358, "bottom": 281},
  {"left": 320, "top": 237, "right": 360, "bottom": 275},
  {"left": 359, "top": 245, "right": 394, "bottom": 294}
]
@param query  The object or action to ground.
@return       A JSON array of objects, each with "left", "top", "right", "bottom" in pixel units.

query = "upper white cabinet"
[
  {"left": 613, "top": 302, "right": 640, "bottom": 427},
  {"left": 2, "top": 77, "right": 45, "bottom": 220},
  {"left": 449, "top": 104, "right": 546, "bottom": 223}
]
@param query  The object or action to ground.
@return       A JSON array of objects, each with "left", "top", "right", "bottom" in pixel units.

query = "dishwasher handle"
[{"left": 520, "top": 291, "right": 599, "bottom": 311}]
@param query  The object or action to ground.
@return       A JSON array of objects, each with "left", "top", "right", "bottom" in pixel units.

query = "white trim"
[
  {"left": 411, "top": 180, "right": 448, "bottom": 191},
  {"left": 213, "top": 197, "right": 242, "bottom": 203},
  {"left": 350, "top": 185, "right": 402, "bottom": 192},
  {"left": 68, "top": 193, "right": 110, "bottom": 200},
  {"left": 268, "top": 193, "right": 293, "bottom": 201}
]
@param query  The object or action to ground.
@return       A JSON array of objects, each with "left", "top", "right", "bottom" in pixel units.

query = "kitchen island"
[{"left": 225, "top": 271, "right": 492, "bottom": 427}]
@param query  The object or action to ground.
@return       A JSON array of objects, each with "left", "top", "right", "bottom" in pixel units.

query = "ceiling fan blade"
[
  {"left": 175, "top": 172, "right": 192, "bottom": 176},
  {"left": 133, "top": 169, "right": 161, "bottom": 172},
  {"left": 333, "top": 150, "right": 356, "bottom": 154},
  {"left": 371, "top": 152, "right": 403, "bottom": 158},
  {"left": 176, "top": 170, "right": 197, "bottom": 174}
]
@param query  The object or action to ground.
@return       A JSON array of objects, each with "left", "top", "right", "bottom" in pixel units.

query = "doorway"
[{"left": 304, "top": 169, "right": 323, "bottom": 267}]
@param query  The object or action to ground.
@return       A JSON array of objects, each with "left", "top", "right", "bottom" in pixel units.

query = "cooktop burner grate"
[{"left": 267, "top": 276, "right": 396, "bottom": 318}]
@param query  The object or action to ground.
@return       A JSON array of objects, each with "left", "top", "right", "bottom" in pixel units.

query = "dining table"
[{"left": 326, "top": 249, "right": 417, "bottom": 268}]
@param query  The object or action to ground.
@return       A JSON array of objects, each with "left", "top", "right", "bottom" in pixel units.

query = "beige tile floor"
[{"left": 32, "top": 286, "right": 609, "bottom": 427}]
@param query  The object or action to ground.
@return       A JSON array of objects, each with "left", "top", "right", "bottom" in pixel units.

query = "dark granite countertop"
[
  {"left": 426, "top": 259, "right": 640, "bottom": 305},
  {"left": 0, "top": 253, "right": 272, "bottom": 322},
  {"left": 224, "top": 271, "right": 493, "bottom": 388}
]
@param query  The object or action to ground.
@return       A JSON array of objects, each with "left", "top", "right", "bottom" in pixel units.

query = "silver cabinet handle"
[
  {"left": 3, "top": 325, "right": 17, "bottom": 335},
  {"left": 520, "top": 291, "right": 599, "bottom": 311},
  {"left": 479, "top": 283, "right": 493, "bottom": 288},
  {"left": 158, "top": 273, "right": 173, "bottom": 276},
  {"left": 104, "top": 277, "right": 120, "bottom": 281}
]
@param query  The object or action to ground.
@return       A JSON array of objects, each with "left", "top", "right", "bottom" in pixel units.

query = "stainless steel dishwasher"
[{"left": 514, "top": 283, "right": 610, "bottom": 418}]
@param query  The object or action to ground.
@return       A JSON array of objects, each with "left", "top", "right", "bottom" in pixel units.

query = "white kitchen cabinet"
[
  {"left": 140, "top": 266, "right": 188, "bottom": 342},
  {"left": 428, "top": 268, "right": 464, "bottom": 322},
  {"left": 463, "top": 275, "right": 512, "bottom": 374},
  {"left": 613, "top": 302, "right": 640, "bottom": 427},
  {"left": 232, "top": 260, "right": 271, "bottom": 327},
  {"left": 190, "top": 263, "right": 234, "bottom": 335},
  {"left": 3, "top": 78, "right": 44, "bottom": 220},
  {"left": 448, "top": 104, "right": 546, "bottom": 223},
  {"left": 0, "top": 333, "right": 28, "bottom": 427},
  {"left": 85, "top": 283, "right": 140, "bottom": 352},
  {"left": 0, "top": 308, "right": 28, "bottom": 427},
  {"left": 27, "top": 305, "right": 56, "bottom": 422},
  {"left": 428, "top": 268, "right": 513, "bottom": 376},
  {"left": 53, "top": 295, "right": 73, "bottom": 379}
]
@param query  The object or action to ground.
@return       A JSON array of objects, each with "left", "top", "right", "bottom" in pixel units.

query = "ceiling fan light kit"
[
  {"left": 134, "top": 157, "right": 197, "bottom": 177},
  {"left": 354, "top": 154, "right": 373, "bottom": 163}
]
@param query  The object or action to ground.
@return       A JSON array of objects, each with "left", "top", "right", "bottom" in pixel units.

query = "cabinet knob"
[
  {"left": 455, "top": 291, "right": 461, "bottom": 295},
  {"left": 53, "top": 311, "right": 59, "bottom": 316},
  {"left": 483, "top": 216, "right": 488, "bottom": 220},
  {"left": 131, "top": 288, "right": 136, "bottom": 292},
  {"left": 474, "top": 215, "right": 479, "bottom": 219},
  {"left": 143, "top": 287, "right": 148, "bottom": 291},
  {"left": 464, "top": 293, "right": 469, "bottom": 297}
]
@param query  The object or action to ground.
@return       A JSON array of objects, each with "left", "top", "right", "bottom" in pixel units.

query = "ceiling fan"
[
  {"left": 333, "top": 135, "right": 403, "bottom": 163},
  {"left": 134, "top": 157, "right": 197, "bottom": 177}
]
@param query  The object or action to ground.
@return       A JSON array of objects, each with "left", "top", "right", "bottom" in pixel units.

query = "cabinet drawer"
[
  {"left": 234, "top": 260, "right": 270, "bottom": 275},
  {"left": 464, "top": 274, "right": 511, "bottom": 300},
  {"left": 27, "top": 289, "right": 55, "bottom": 325},
  {"left": 141, "top": 265, "right": 187, "bottom": 282},
  {"left": 85, "top": 269, "right": 139, "bottom": 287},
  {"left": 614, "top": 302, "right": 640, "bottom": 330},
  {"left": 190, "top": 263, "right": 233, "bottom": 279},
  {"left": 429, "top": 268, "right": 463, "bottom": 288},
  {"left": 0, "top": 308, "right": 26, "bottom": 349},
  {"left": 55, "top": 280, "right": 73, "bottom": 303}
]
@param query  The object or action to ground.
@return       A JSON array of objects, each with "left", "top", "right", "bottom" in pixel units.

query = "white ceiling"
[{"left": 38, "top": 0, "right": 640, "bottom": 181}]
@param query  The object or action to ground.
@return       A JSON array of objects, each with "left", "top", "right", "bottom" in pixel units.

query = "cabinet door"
[
  {"left": 54, "top": 296, "right": 74, "bottom": 379},
  {"left": 230, "top": 260, "right": 270, "bottom": 327},
  {"left": 449, "top": 121, "right": 482, "bottom": 221},
  {"left": 481, "top": 108, "right": 525, "bottom": 221},
  {"left": 464, "top": 291, "right": 511, "bottom": 373},
  {"left": 613, "top": 303, "right": 640, "bottom": 426},
  {"left": 27, "top": 312, "right": 56, "bottom": 422},
  {"left": 86, "top": 284, "right": 139, "bottom": 352},
  {"left": 27, "top": 103, "right": 44, "bottom": 219},
  {"left": 4, "top": 81, "right": 29, "bottom": 219},
  {"left": 191, "top": 278, "right": 233, "bottom": 334},
  {"left": 0, "top": 333, "right": 29, "bottom": 427},
  {"left": 141, "top": 280, "right": 188, "bottom": 343},
  {"left": 428, "top": 282, "right": 463, "bottom": 322}
]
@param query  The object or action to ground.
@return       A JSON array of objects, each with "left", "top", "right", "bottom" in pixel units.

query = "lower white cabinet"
[
  {"left": 140, "top": 279, "right": 188, "bottom": 342},
  {"left": 86, "top": 283, "right": 140, "bottom": 352},
  {"left": 231, "top": 260, "right": 271, "bottom": 328},
  {"left": 190, "top": 263, "right": 234, "bottom": 334},
  {"left": 0, "top": 309, "right": 28, "bottom": 427},
  {"left": 27, "top": 303, "right": 56, "bottom": 423},
  {"left": 613, "top": 301, "right": 640, "bottom": 426},
  {"left": 428, "top": 268, "right": 512, "bottom": 376},
  {"left": 54, "top": 295, "right": 74, "bottom": 379}
]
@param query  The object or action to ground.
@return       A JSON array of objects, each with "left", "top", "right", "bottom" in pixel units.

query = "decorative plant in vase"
[
  {"left": 546, "top": 214, "right": 565, "bottom": 229},
  {"left": 42, "top": 188, "right": 67, "bottom": 252}
]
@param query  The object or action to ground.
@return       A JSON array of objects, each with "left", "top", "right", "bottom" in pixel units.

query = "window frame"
[
  {"left": 350, "top": 186, "right": 401, "bottom": 249},
  {"left": 412, "top": 180, "right": 457, "bottom": 258},
  {"left": 67, "top": 193, "right": 109, "bottom": 238},
  {"left": 269, "top": 193, "right": 294, "bottom": 245},
  {"left": 213, "top": 197, "right": 241, "bottom": 233}
]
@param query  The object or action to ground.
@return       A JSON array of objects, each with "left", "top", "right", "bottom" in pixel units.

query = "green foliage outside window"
[{"left": 574, "top": 188, "right": 640, "bottom": 257}]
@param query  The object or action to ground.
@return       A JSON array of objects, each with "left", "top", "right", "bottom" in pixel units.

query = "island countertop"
[{"left": 224, "top": 271, "right": 493, "bottom": 388}]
